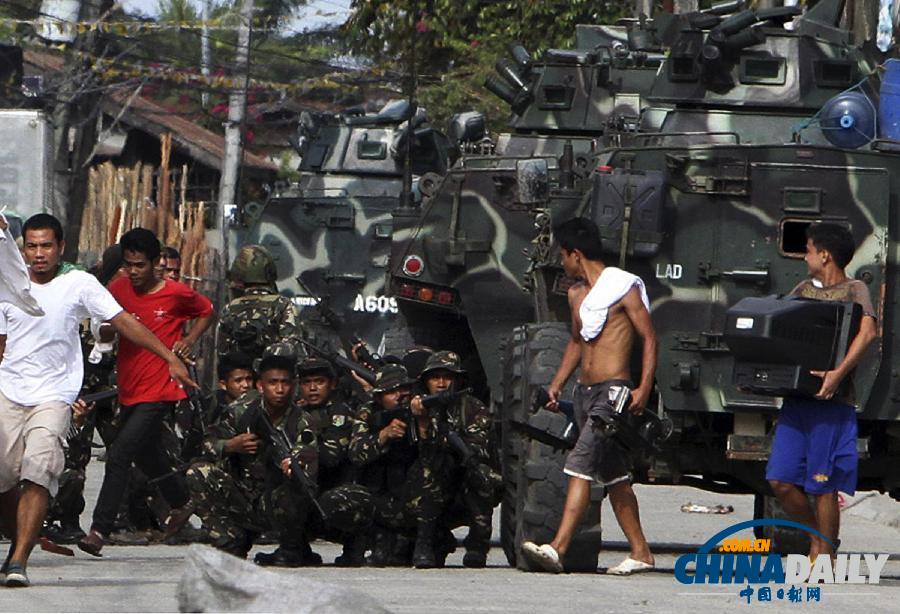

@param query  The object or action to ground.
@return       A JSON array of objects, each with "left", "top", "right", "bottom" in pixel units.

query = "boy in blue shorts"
[{"left": 766, "top": 223, "right": 877, "bottom": 560}]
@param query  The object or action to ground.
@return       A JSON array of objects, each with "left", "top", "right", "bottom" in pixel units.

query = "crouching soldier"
[
  {"left": 348, "top": 364, "right": 447, "bottom": 567},
  {"left": 185, "top": 352, "right": 320, "bottom": 566},
  {"left": 207, "top": 351, "right": 255, "bottom": 425},
  {"left": 410, "top": 351, "right": 501, "bottom": 568},
  {"left": 293, "top": 357, "right": 367, "bottom": 566}
]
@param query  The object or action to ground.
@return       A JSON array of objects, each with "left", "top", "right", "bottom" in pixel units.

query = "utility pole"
[
  {"left": 635, "top": 0, "right": 653, "bottom": 18},
  {"left": 674, "top": 0, "right": 699, "bottom": 12},
  {"left": 214, "top": 0, "right": 253, "bottom": 275},
  {"left": 200, "top": 0, "right": 211, "bottom": 108},
  {"left": 399, "top": 3, "right": 417, "bottom": 210}
]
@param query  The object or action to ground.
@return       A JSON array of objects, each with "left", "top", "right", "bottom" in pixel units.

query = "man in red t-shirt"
[{"left": 79, "top": 228, "right": 216, "bottom": 556}]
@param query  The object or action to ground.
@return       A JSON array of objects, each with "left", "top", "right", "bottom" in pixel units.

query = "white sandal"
[
  {"left": 607, "top": 557, "right": 654, "bottom": 576},
  {"left": 521, "top": 541, "right": 564, "bottom": 573}
]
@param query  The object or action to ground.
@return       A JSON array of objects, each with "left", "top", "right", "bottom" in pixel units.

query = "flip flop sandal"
[{"left": 607, "top": 557, "right": 654, "bottom": 575}]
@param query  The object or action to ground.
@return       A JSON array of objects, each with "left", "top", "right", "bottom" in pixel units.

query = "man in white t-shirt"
[{"left": 0, "top": 214, "right": 194, "bottom": 588}]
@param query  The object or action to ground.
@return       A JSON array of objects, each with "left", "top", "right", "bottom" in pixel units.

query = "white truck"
[{"left": 0, "top": 109, "right": 54, "bottom": 235}]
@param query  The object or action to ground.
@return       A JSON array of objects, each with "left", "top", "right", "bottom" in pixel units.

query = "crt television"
[{"left": 724, "top": 295, "right": 861, "bottom": 397}]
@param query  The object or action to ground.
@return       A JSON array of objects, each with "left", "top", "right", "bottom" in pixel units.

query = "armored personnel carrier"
[
  {"left": 386, "top": 18, "right": 668, "bottom": 569},
  {"left": 388, "top": 0, "right": 900, "bottom": 570},
  {"left": 241, "top": 100, "right": 452, "bottom": 350}
]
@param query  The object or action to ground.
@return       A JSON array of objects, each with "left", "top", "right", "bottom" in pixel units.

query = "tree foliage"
[{"left": 343, "top": 0, "right": 633, "bottom": 129}]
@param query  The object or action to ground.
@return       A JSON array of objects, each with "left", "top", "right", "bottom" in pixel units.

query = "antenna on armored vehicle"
[{"left": 398, "top": 3, "right": 418, "bottom": 212}]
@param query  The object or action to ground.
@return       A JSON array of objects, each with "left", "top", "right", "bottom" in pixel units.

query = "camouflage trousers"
[
  {"left": 47, "top": 402, "right": 118, "bottom": 526},
  {"left": 438, "top": 459, "right": 502, "bottom": 554},
  {"left": 317, "top": 483, "right": 374, "bottom": 535},
  {"left": 184, "top": 462, "right": 311, "bottom": 555}
]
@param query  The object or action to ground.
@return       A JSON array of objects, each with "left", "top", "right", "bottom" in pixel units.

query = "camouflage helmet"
[
  {"left": 229, "top": 245, "right": 277, "bottom": 284},
  {"left": 253, "top": 341, "right": 297, "bottom": 374},
  {"left": 420, "top": 350, "right": 466, "bottom": 378},
  {"left": 372, "top": 364, "right": 416, "bottom": 394},
  {"left": 296, "top": 357, "right": 337, "bottom": 379}
]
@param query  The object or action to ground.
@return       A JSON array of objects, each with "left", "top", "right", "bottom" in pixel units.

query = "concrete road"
[{"left": 3, "top": 461, "right": 900, "bottom": 612}]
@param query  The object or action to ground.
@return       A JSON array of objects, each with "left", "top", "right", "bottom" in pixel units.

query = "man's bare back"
[{"left": 569, "top": 281, "right": 637, "bottom": 385}]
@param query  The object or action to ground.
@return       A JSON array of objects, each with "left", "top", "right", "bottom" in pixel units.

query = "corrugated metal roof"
[{"left": 23, "top": 50, "right": 277, "bottom": 173}]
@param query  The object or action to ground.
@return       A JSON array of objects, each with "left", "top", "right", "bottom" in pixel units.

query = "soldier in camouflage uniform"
[
  {"left": 217, "top": 245, "right": 307, "bottom": 363},
  {"left": 206, "top": 352, "right": 255, "bottom": 426},
  {"left": 185, "top": 353, "right": 320, "bottom": 566},
  {"left": 293, "top": 357, "right": 368, "bottom": 566},
  {"left": 411, "top": 351, "right": 502, "bottom": 568},
  {"left": 347, "top": 364, "right": 449, "bottom": 568},
  {"left": 43, "top": 322, "right": 118, "bottom": 544}
]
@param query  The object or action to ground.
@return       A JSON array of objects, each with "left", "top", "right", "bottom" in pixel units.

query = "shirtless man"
[{"left": 521, "top": 217, "right": 657, "bottom": 575}]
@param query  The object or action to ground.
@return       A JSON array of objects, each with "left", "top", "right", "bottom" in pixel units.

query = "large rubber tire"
[
  {"left": 499, "top": 327, "right": 528, "bottom": 567},
  {"left": 753, "top": 493, "right": 812, "bottom": 554},
  {"left": 501, "top": 323, "right": 603, "bottom": 573}
]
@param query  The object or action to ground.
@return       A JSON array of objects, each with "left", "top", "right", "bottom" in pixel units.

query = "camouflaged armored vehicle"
[
  {"left": 241, "top": 100, "right": 452, "bottom": 350},
  {"left": 386, "top": 17, "right": 669, "bottom": 569},
  {"left": 388, "top": 0, "right": 900, "bottom": 570}
]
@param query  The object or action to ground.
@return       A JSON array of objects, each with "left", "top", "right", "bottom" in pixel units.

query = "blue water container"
[
  {"left": 819, "top": 91, "right": 876, "bottom": 149},
  {"left": 880, "top": 59, "right": 900, "bottom": 141}
]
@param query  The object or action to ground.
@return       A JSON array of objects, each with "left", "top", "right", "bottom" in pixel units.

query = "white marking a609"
[{"left": 354, "top": 294, "right": 399, "bottom": 314}]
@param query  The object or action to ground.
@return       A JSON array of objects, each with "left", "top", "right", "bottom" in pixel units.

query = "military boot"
[
  {"left": 367, "top": 528, "right": 395, "bottom": 567},
  {"left": 254, "top": 546, "right": 307, "bottom": 568},
  {"left": 334, "top": 535, "right": 367, "bottom": 567},
  {"left": 435, "top": 528, "right": 458, "bottom": 568},
  {"left": 463, "top": 524, "right": 491, "bottom": 568},
  {"left": 390, "top": 533, "right": 414, "bottom": 566},
  {"left": 412, "top": 526, "right": 437, "bottom": 569},
  {"left": 212, "top": 532, "right": 252, "bottom": 559}
]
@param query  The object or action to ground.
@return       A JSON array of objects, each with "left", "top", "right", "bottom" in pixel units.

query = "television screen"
[{"left": 724, "top": 295, "right": 861, "bottom": 397}]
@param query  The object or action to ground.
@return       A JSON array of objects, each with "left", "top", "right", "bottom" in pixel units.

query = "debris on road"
[{"left": 680, "top": 502, "right": 734, "bottom": 514}]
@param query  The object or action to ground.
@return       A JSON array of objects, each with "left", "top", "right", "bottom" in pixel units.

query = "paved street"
[{"left": 2, "top": 460, "right": 900, "bottom": 612}]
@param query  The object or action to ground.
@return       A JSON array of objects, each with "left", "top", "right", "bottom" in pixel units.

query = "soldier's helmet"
[
  {"left": 254, "top": 341, "right": 297, "bottom": 374},
  {"left": 419, "top": 350, "right": 466, "bottom": 379},
  {"left": 297, "top": 357, "right": 337, "bottom": 379},
  {"left": 229, "top": 244, "right": 277, "bottom": 284},
  {"left": 372, "top": 364, "right": 416, "bottom": 394}
]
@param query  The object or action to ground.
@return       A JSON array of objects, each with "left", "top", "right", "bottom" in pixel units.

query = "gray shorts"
[{"left": 563, "top": 380, "right": 632, "bottom": 487}]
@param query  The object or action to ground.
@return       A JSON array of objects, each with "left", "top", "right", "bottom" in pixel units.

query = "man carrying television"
[{"left": 766, "top": 223, "right": 878, "bottom": 562}]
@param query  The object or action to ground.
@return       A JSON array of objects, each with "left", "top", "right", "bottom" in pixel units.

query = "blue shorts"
[{"left": 765, "top": 398, "right": 858, "bottom": 495}]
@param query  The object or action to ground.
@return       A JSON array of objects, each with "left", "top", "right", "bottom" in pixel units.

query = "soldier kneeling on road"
[
  {"left": 348, "top": 364, "right": 446, "bottom": 567},
  {"left": 293, "top": 357, "right": 368, "bottom": 566},
  {"left": 410, "top": 351, "right": 501, "bottom": 568},
  {"left": 185, "top": 351, "right": 321, "bottom": 567}
]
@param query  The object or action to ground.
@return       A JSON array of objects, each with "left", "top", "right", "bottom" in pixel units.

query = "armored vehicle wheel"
[
  {"left": 501, "top": 323, "right": 603, "bottom": 572},
  {"left": 753, "top": 494, "right": 811, "bottom": 554},
  {"left": 499, "top": 327, "right": 528, "bottom": 566}
]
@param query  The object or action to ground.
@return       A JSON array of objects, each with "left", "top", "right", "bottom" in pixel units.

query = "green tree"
[{"left": 343, "top": 0, "right": 632, "bottom": 129}]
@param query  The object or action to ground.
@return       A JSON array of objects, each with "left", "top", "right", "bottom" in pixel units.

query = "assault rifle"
[
  {"left": 421, "top": 387, "right": 474, "bottom": 456},
  {"left": 427, "top": 388, "right": 501, "bottom": 494},
  {"left": 419, "top": 388, "right": 472, "bottom": 412},
  {"left": 179, "top": 363, "right": 207, "bottom": 462},
  {"left": 588, "top": 389, "right": 674, "bottom": 455},
  {"left": 377, "top": 388, "right": 472, "bottom": 447},
  {"left": 375, "top": 405, "right": 419, "bottom": 446},
  {"left": 506, "top": 387, "right": 580, "bottom": 450},
  {"left": 295, "top": 276, "right": 384, "bottom": 368},
  {"left": 255, "top": 406, "right": 326, "bottom": 518},
  {"left": 79, "top": 388, "right": 119, "bottom": 404},
  {"left": 66, "top": 388, "right": 119, "bottom": 441},
  {"left": 300, "top": 339, "right": 376, "bottom": 385}
]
